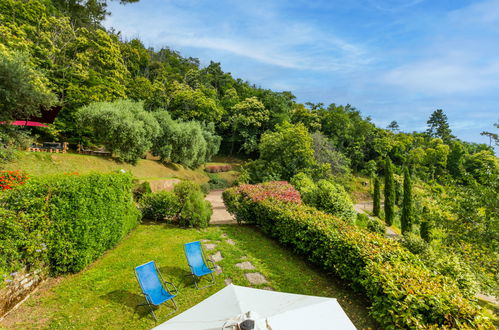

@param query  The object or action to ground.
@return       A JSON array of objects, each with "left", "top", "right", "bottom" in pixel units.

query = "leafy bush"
[
  {"left": 223, "top": 183, "right": 492, "bottom": 329},
  {"left": 178, "top": 190, "right": 212, "bottom": 228},
  {"left": 132, "top": 181, "right": 152, "bottom": 201},
  {"left": 366, "top": 217, "right": 385, "bottom": 235},
  {"left": 200, "top": 182, "right": 211, "bottom": 195},
  {"left": 76, "top": 100, "right": 161, "bottom": 164},
  {"left": 0, "top": 173, "right": 140, "bottom": 276},
  {"left": 401, "top": 233, "right": 429, "bottom": 255},
  {"left": 137, "top": 181, "right": 212, "bottom": 228},
  {"left": 139, "top": 191, "right": 179, "bottom": 221},
  {"left": 291, "top": 173, "right": 356, "bottom": 223},
  {"left": 207, "top": 173, "right": 229, "bottom": 190}
]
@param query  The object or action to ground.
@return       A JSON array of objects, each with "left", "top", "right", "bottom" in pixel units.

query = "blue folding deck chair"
[
  {"left": 135, "top": 261, "right": 178, "bottom": 321},
  {"left": 184, "top": 241, "right": 216, "bottom": 289}
]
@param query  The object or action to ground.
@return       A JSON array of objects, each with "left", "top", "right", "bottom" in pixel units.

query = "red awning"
[{"left": 0, "top": 121, "right": 48, "bottom": 127}]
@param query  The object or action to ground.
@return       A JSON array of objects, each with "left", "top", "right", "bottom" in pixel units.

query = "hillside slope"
[{"left": 2, "top": 152, "right": 209, "bottom": 183}]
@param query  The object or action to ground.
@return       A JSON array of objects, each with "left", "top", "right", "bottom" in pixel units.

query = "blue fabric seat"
[
  {"left": 184, "top": 241, "right": 216, "bottom": 289},
  {"left": 135, "top": 261, "right": 178, "bottom": 321}
]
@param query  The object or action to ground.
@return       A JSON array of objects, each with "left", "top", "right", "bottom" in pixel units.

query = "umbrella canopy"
[{"left": 154, "top": 284, "right": 356, "bottom": 330}]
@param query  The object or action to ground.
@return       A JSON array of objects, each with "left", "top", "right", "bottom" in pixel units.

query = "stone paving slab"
[
  {"left": 226, "top": 239, "right": 236, "bottom": 246},
  {"left": 204, "top": 243, "right": 217, "bottom": 251},
  {"left": 211, "top": 251, "right": 223, "bottom": 262},
  {"left": 215, "top": 265, "right": 223, "bottom": 275},
  {"left": 235, "top": 261, "right": 255, "bottom": 270},
  {"left": 224, "top": 278, "right": 232, "bottom": 286},
  {"left": 245, "top": 272, "right": 267, "bottom": 285}
]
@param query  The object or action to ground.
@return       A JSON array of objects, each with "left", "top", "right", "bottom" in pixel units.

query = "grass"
[
  {"left": 1, "top": 152, "right": 209, "bottom": 183},
  {"left": 1, "top": 224, "right": 378, "bottom": 329}
]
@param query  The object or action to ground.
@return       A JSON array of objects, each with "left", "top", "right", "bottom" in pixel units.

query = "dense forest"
[{"left": 1, "top": 0, "right": 497, "bottom": 298}]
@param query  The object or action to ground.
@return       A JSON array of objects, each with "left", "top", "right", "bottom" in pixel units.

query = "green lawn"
[{"left": 1, "top": 224, "right": 378, "bottom": 329}]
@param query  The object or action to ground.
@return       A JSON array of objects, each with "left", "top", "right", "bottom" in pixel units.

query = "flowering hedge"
[
  {"left": 0, "top": 173, "right": 140, "bottom": 280},
  {"left": 0, "top": 170, "right": 29, "bottom": 190},
  {"left": 223, "top": 183, "right": 492, "bottom": 329},
  {"left": 205, "top": 165, "right": 232, "bottom": 173}
]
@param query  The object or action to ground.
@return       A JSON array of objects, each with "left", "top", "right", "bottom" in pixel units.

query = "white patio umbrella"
[{"left": 154, "top": 284, "right": 356, "bottom": 330}]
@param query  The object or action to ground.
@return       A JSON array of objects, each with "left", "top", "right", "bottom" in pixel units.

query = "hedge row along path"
[{"left": 206, "top": 190, "right": 236, "bottom": 224}]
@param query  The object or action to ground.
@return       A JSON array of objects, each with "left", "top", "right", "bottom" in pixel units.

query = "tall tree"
[
  {"left": 384, "top": 157, "right": 395, "bottom": 226},
  {"left": 480, "top": 120, "right": 499, "bottom": 147},
  {"left": 373, "top": 176, "right": 381, "bottom": 217},
  {"left": 387, "top": 120, "right": 399, "bottom": 132},
  {"left": 447, "top": 141, "right": 466, "bottom": 179},
  {"left": 401, "top": 167, "right": 413, "bottom": 234},
  {"left": 0, "top": 51, "right": 56, "bottom": 122},
  {"left": 426, "top": 109, "right": 454, "bottom": 143}
]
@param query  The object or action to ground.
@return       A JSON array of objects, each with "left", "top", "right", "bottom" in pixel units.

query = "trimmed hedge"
[
  {"left": 0, "top": 173, "right": 140, "bottom": 277},
  {"left": 223, "top": 182, "right": 492, "bottom": 329}
]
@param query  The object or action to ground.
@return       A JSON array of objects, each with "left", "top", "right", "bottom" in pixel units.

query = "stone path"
[
  {"left": 205, "top": 190, "right": 236, "bottom": 225},
  {"left": 203, "top": 236, "right": 270, "bottom": 287}
]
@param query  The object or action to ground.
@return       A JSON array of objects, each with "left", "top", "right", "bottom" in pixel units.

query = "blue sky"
[{"left": 104, "top": 0, "right": 499, "bottom": 145}]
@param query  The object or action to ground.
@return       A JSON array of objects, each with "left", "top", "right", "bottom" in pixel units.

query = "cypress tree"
[
  {"left": 420, "top": 207, "right": 431, "bottom": 242},
  {"left": 384, "top": 157, "right": 395, "bottom": 226},
  {"left": 401, "top": 167, "right": 413, "bottom": 234},
  {"left": 373, "top": 177, "right": 381, "bottom": 217}
]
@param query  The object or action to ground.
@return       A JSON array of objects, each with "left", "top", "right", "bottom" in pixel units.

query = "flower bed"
[
  {"left": 223, "top": 182, "right": 492, "bottom": 328},
  {"left": 0, "top": 170, "right": 28, "bottom": 190},
  {"left": 205, "top": 164, "right": 232, "bottom": 173}
]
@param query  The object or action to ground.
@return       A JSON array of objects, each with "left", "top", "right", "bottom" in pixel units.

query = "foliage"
[
  {"left": 372, "top": 176, "right": 381, "bottom": 217},
  {"left": 366, "top": 217, "right": 386, "bottom": 235},
  {"left": 291, "top": 173, "right": 356, "bottom": 223},
  {"left": 223, "top": 184, "right": 492, "bottom": 329},
  {"left": 0, "top": 170, "right": 29, "bottom": 190},
  {"left": 151, "top": 111, "right": 221, "bottom": 168},
  {"left": 0, "top": 173, "right": 140, "bottom": 276},
  {"left": 178, "top": 190, "right": 212, "bottom": 228},
  {"left": 207, "top": 173, "right": 230, "bottom": 190},
  {"left": 401, "top": 233, "right": 429, "bottom": 255},
  {"left": 311, "top": 132, "right": 351, "bottom": 176},
  {"left": 76, "top": 100, "right": 160, "bottom": 164},
  {"left": 139, "top": 191, "right": 179, "bottom": 221},
  {"left": 383, "top": 158, "right": 395, "bottom": 226},
  {"left": 244, "top": 122, "right": 318, "bottom": 183},
  {"left": 426, "top": 109, "right": 454, "bottom": 143},
  {"left": 400, "top": 167, "right": 413, "bottom": 234},
  {"left": 132, "top": 180, "right": 151, "bottom": 201},
  {"left": 0, "top": 49, "right": 56, "bottom": 122}
]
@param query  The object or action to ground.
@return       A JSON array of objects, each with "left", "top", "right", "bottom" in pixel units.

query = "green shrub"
[
  {"left": 200, "top": 182, "right": 211, "bottom": 195},
  {"left": 401, "top": 232, "right": 429, "bottom": 255},
  {"left": 366, "top": 217, "right": 385, "bottom": 235},
  {"left": 174, "top": 180, "right": 202, "bottom": 203},
  {"left": 0, "top": 173, "right": 140, "bottom": 276},
  {"left": 223, "top": 184, "right": 492, "bottom": 329},
  {"left": 133, "top": 181, "right": 152, "bottom": 201},
  {"left": 355, "top": 212, "right": 369, "bottom": 227},
  {"left": 178, "top": 190, "right": 212, "bottom": 228},
  {"left": 291, "top": 173, "right": 355, "bottom": 223},
  {"left": 314, "top": 180, "right": 356, "bottom": 223},
  {"left": 139, "top": 191, "right": 179, "bottom": 221},
  {"left": 208, "top": 173, "right": 229, "bottom": 190}
]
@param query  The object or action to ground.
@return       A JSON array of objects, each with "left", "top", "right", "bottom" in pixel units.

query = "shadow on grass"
[{"left": 101, "top": 289, "right": 154, "bottom": 319}]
